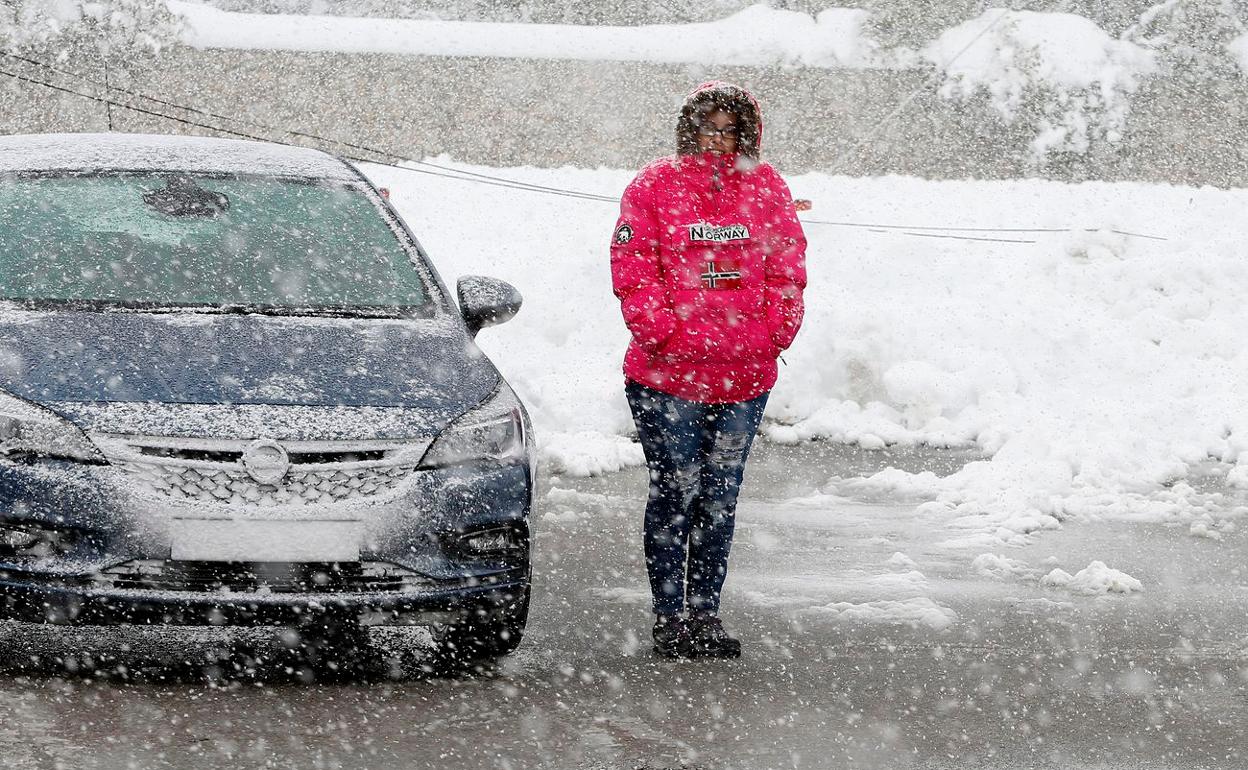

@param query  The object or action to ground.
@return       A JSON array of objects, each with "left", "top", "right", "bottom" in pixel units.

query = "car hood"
[{"left": 0, "top": 309, "right": 498, "bottom": 438}]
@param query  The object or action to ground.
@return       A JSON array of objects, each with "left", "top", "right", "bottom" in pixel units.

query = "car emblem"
[{"left": 242, "top": 439, "right": 290, "bottom": 485}]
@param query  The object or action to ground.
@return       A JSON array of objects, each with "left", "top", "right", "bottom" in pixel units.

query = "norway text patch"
[{"left": 688, "top": 223, "right": 750, "bottom": 243}]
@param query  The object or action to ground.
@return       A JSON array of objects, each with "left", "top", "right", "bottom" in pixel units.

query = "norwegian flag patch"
[{"left": 699, "top": 259, "right": 742, "bottom": 290}]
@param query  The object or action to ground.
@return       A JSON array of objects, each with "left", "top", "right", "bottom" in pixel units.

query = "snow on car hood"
[
  {"left": 0, "top": 133, "right": 360, "bottom": 182},
  {"left": 0, "top": 309, "right": 498, "bottom": 438},
  {"left": 50, "top": 402, "right": 453, "bottom": 442}
]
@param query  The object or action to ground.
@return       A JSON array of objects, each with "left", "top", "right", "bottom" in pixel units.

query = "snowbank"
[
  {"left": 802, "top": 597, "right": 958, "bottom": 631},
  {"left": 971, "top": 553, "right": 1032, "bottom": 580},
  {"left": 170, "top": 1, "right": 880, "bottom": 68},
  {"left": 361, "top": 159, "right": 1248, "bottom": 548},
  {"left": 1041, "top": 561, "right": 1143, "bottom": 596}
]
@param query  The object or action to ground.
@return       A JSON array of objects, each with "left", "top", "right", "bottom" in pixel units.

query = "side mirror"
[{"left": 457, "top": 275, "right": 522, "bottom": 337}]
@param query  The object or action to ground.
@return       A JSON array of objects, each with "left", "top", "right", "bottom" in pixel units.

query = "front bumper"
[
  {"left": 0, "top": 455, "right": 532, "bottom": 626},
  {"left": 0, "top": 571, "right": 528, "bottom": 627}
]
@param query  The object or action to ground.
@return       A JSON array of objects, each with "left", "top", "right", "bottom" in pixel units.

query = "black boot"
[
  {"left": 652, "top": 614, "right": 693, "bottom": 659},
  {"left": 687, "top": 613, "right": 741, "bottom": 658}
]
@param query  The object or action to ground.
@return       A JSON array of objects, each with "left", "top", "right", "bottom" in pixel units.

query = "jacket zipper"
[{"left": 711, "top": 155, "right": 725, "bottom": 192}]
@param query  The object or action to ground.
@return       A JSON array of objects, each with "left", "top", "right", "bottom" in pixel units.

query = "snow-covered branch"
[
  {"left": 0, "top": 0, "right": 181, "bottom": 55},
  {"left": 925, "top": 10, "right": 1157, "bottom": 163},
  {"left": 1125, "top": 0, "right": 1247, "bottom": 77}
]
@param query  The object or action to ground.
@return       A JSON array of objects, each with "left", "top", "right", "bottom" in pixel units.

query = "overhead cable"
[
  {"left": 0, "top": 52, "right": 1166, "bottom": 242},
  {"left": 801, "top": 218, "right": 1167, "bottom": 241}
]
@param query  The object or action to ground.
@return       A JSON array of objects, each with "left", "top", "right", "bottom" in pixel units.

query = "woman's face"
[{"left": 695, "top": 109, "right": 739, "bottom": 155}]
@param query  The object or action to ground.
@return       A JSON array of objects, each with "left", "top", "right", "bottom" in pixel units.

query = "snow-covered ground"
[{"left": 361, "top": 159, "right": 1248, "bottom": 551}]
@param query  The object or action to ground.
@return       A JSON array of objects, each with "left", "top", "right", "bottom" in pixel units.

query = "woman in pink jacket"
[{"left": 611, "top": 81, "right": 807, "bottom": 658}]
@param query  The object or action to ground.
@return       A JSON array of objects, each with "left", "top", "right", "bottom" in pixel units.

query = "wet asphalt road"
[{"left": 0, "top": 442, "right": 1246, "bottom": 770}]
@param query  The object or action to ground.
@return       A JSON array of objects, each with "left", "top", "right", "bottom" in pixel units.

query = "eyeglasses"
[{"left": 695, "top": 124, "right": 739, "bottom": 139}]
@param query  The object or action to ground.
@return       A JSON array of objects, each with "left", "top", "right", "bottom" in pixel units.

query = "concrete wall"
[{"left": 1, "top": 45, "right": 1245, "bottom": 187}]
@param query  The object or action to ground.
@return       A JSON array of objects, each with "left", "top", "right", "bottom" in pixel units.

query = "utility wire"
[
  {"left": 0, "top": 65, "right": 277, "bottom": 144},
  {"left": 887, "top": 232, "right": 1036, "bottom": 244},
  {"left": 802, "top": 218, "right": 1167, "bottom": 241},
  {"left": 102, "top": 57, "right": 113, "bottom": 132},
  {"left": 357, "top": 157, "right": 618, "bottom": 202},
  {"left": 0, "top": 51, "right": 619, "bottom": 202},
  {"left": 0, "top": 51, "right": 1167, "bottom": 242}
]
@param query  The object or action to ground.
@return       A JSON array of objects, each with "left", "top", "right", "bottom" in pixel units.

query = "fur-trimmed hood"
[{"left": 676, "top": 81, "right": 763, "bottom": 160}]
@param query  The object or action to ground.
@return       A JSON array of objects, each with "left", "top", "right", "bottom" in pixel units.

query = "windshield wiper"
[
  {"left": 0, "top": 298, "right": 418, "bottom": 319},
  {"left": 198, "top": 304, "right": 406, "bottom": 319}
]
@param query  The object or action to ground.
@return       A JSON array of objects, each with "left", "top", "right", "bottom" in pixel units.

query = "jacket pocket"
[
  {"left": 658, "top": 316, "right": 777, "bottom": 364},
  {"left": 766, "top": 297, "right": 802, "bottom": 352}
]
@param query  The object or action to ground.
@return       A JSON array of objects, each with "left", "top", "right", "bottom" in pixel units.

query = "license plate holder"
[{"left": 170, "top": 518, "right": 362, "bottom": 562}]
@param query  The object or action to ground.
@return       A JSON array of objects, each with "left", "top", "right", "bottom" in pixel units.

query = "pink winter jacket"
[{"left": 610, "top": 130, "right": 807, "bottom": 404}]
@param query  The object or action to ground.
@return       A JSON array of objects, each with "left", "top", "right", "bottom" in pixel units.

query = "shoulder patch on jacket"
[{"left": 613, "top": 223, "right": 635, "bottom": 244}]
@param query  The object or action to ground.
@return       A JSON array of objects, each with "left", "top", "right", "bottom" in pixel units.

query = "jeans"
[{"left": 625, "top": 381, "right": 768, "bottom": 617}]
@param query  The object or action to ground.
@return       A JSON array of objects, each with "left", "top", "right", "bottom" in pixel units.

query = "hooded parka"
[{"left": 610, "top": 82, "right": 807, "bottom": 404}]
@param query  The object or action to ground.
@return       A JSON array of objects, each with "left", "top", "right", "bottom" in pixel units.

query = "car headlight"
[
  {"left": 0, "top": 390, "right": 103, "bottom": 463},
  {"left": 0, "top": 521, "right": 79, "bottom": 558},
  {"left": 419, "top": 386, "right": 528, "bottom": 469}
]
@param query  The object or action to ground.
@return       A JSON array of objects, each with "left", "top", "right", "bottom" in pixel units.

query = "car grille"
[
  {"left": 93, "top": 434, "right": 430, "bottom": 508},
  {"left": 94, "top": 560, "right": 434, "bottom": 594},
  {"left": 125, "top": 463, "right": 414, "bottom": 506}
]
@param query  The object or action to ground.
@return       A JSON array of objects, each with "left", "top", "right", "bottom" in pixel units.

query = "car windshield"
[{"left": 0, "top": 172, "right": 431, "bottom": 317}]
